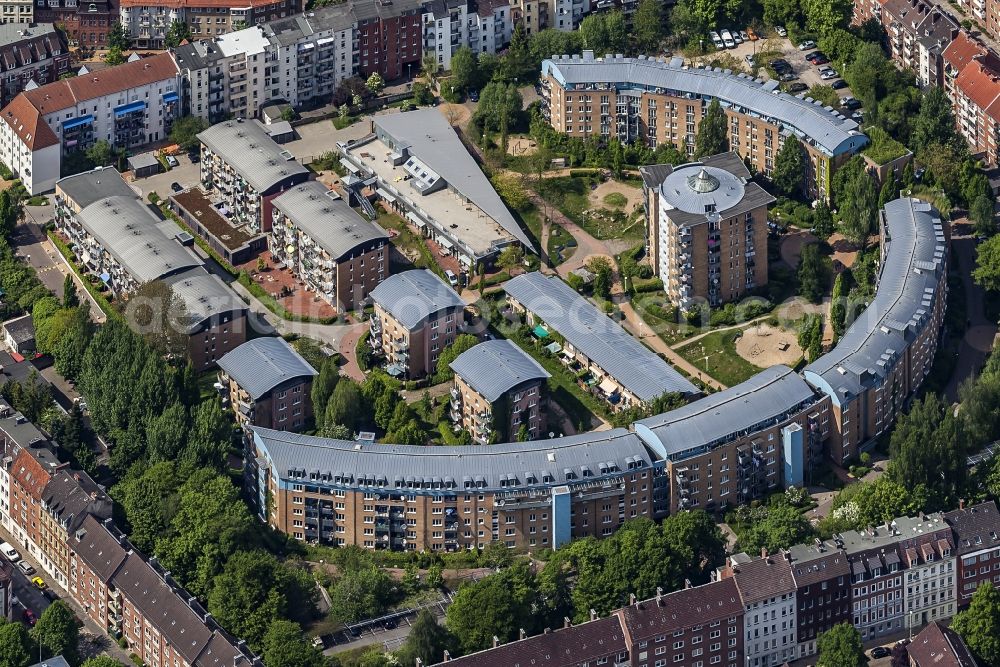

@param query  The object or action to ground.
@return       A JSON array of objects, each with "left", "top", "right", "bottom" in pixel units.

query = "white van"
[
  {"left": 445, "top": 269, "right": 458, "bottom": 287},
  {"left": 0, "top": 542, "right": 20, "bottom": 562}
]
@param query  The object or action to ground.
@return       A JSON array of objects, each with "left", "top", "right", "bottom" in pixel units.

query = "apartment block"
[
  {"left": 422, "top": 0, "right": 512, "bottom": 70},
  {"left": 897, "top": 514, "right": 957, "bottom": 630},
  {"left": 271, "top": 180, "right": 389, "bottom": 311},
  {"left": 369, "top": 269, "right": 466, "bottom": 379},
  {"left": 448, "top": 339, "right": 549, "bottom": 444},
  {"left": 122, "top": 0, "right": 300, "bottom": 48},
  {"left": 354, "top": 0, "right": 423, "bottom": 81},
  {"left": 54, "top": 167, "right": 248, "bottom": 371},
  {"left": 640, "top": 153, "right": 774, "bottom": 309},
  {"left": 787, "top": 540, "right": 851, "bottom": 658},
  {"left": 505, "top": 272, "right": 697, "bottom": 412},
  {"left": 945, "top": 501, "right": 1000, "bottom": 606},
  {"left": 841, "top": 526, "right": 908, "bottom": 641},
  {"left": 34, "top": 0, "right": 116, "bottom": 49},
  {"left": 0, "top": 53, "right": 181, "bottom": 194},
  {"left": 0, "top": 24, "right": 70, "bottom": 108},
  {"left": 635, "top": 365, "right": 830, "bottom": 514},
  {"left": 198, "top": 118, "right": 309, "bottom": 233},
  {"left": 908, "top": 622, "right": 978, "bottom": 667},
  {"left": 717, "top": 553, "right": 797, "bottom": 667},
  {"left": 247, "top": 426, "right": 661, "bottom": 551},
  {"left": 540, "top": 52, "right": 868, "bottom": 201},
  {"left": 855, "top": 0, "right": 957, "bottom": 84},
  {"left": 0, "top": 0, "right": 31, "bottom": 25},
  {"left": 216, "top": 337, "right": 318, "bottom": 432},
  {"left": 804, "top": 198, "right": 948, "bottom": 463}
]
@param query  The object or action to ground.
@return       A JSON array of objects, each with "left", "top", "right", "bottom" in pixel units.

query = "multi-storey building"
[
  {"left": 422, "top": 0, "right": 512, "bottom": 70},
  {"left": 448, "top": 339, "right": 550, "bottom": 444},
  {"left": 0, "top": 0, "right": 31, "bottom": 25},
  {"left": 540, "top": 52, "right": 868, "bottom": 201},
  {"left": 787, "top": 540, "right": 852, "bottom": 658},
  {"left": 0, "top": 24, "right": 70, "bottom": 108},
  {"left": 247, "top": 426, "right": 662, "bottom": 550},
  {"left": 198, "top": 118, "right": 309, "bottom": 233},
  {"left": 271, "top": 180, "right": 389, "bottom": 311},
  {"left": 945, "top": 500, "right": 1000, "bottom": 606},
  {"left": 354, "top": 0, "right": 423, "bottom": 81},
  {"left": 341, "top": 109, "right": 534, "bottom": 268},
  {"left": 854, "top": 0, "right": 958, "bottom": 83},
  {"left": 640, "top": 153, "right": 774, "bottom": 309},
  {"left": 369, "top": 268, "right": 466, "bottom": 379},
  {"left": 122, "top": 0, "right": 300, "bottom": 48},
  {"left": 54, "top": 168, "right": 248, "bottom": 370},
  {"left": 908, "top": 621, "right": 978, "bottom": 667},
  {"left": 34, "top": 0, "right": 116, "bottom": 49},
  {"left": 841, "top": 525, "right": 907, "bottom": 641},
  {"left": 804, "top": 198, "right": 948, "bottom": 463},
  {"left": 0, "top": 53, "right": 181, "bottom": 194},
  {"left": 719, "top": 552, "right": 797, "bottom": 667},
  {"left": 216, "top": 337, "right": 318, "bottom": 432},
  {"left": 897, "top": 513, "right": 957, "bottom": 631},
  {"left": 635, "top": 365, "right": 829, "bottom": 514},
  {"left": 39, "top": 469, "right": 112, "bottom": 590},
  {"left": 505, "top": 272, "right": 697, "bottom": 412}
]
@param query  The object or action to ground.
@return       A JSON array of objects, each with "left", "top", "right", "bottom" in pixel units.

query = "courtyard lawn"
[{"left": 675, "top": 329, "right": 763, "bottom": 387}]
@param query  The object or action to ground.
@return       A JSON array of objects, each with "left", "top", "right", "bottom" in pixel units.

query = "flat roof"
[
  {"left": 57, "top": 166, "right": 136, "bottom": 209},
  {"left": 272, "top": 181, "right": 387, "bottom": 260},
  {"left": 198, "top": 119, "right": 308, "bottom": 193},
  {"left": 171, "top": 187, "right": 262, "bottom": 251},
  {"left": 542, "top": 53, "right": 868, "bottom": 157},
  {"left": 504, "top": 272, "right": 697, "bottom": 399}
]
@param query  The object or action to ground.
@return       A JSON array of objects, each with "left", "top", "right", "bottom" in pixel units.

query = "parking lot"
[
  {"left": 708, "top": 32, "right": 857, "bottom": 110},
  {"left": 130, "top": 152, "right": 201, "bottom": 201}
]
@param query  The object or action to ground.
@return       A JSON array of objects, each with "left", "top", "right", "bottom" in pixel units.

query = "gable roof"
[
  {"left": 68, "top": 515, "right": 128, "bottom": 582},
  {"left": 945, "top": 500, "right": 1000, "bottom": 555},
  {"left": 618, "top": 579, "right": 743, "bottom": 640},
  {"left": 943, "top": 30, "right": 989, "bottom": 73},
  {"left": 729, "top": 553, "right": 796, "bottom": 604},
  {"left": 908, "top": 622, "right": 977, "bottom": 667},
  {"left": 450, "top": 339, "right": 550, "bottom": 402},
  {"left": 370, "top": 269, "right": 465, "bottom": 330},
  {"left": 955, "top": 60, "right": 1000, "bottom": 122},
  {"left": 217, "top": 337, "right": 318, "bottom": 400}
]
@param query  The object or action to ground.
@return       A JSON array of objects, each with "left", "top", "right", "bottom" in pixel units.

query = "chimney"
[
  {"left": 960, "top": 498, "right": 965, "bottom": 510},
  {"left": 657, "top": 587, "right": 664, "bottom": 605},
  {"left": 590, "top": 609, "right": 598, "bottom": 621},
  {"left": 544, "top": 627, "right": 551, "bottom": 634},
  {"left": 492, "top": 636, "right": 500, "bottom": 648},
  {"left": 684, "top": 579, "right": 692, "bottom": 589},
  {"left": 564, "top": 617, "right": 572, "bottom": 629},
  {"left": 761, "top": 547, "right": 768, "bottom": 560},
  {"left": 443, "top": 650, "right": 451, "bottom": 661},
  {"left": 629, "top": 593, "right": 636, "bottom": 606},
  {"left": 520, "top": 629, "right": 526, "bottom": 640},
  {"left": 416, "top": 660, "right": 423, "bottom": 667}
]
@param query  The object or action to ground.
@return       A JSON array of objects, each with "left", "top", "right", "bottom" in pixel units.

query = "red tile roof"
[
  {"left": 11, "top": 449, "right": 52, "bottom": 499},
  {"left": 955, "top": 61, "right": 1000, "bottom": 123},
  {"left": 618, "top": 579, "right": 743, "bottom": 641},
  {"left": 943, "top": 30, "right": 989, "bottom": 73},
  {"left": 0, "top": 52, "right": 179, "bottom": 151},
  {"left": 908, "top": 622, "right": 977, "bottom": 667}
]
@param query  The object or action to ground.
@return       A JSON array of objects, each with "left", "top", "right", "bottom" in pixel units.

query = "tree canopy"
[
  {"left": 695, "top": 99, "right": 727, "bottom": 158},
  {"left": 169, "top": 116, "right": 208, "bottom": 152},
  {"left": 772, "top": 136, "right": 804, "bottom": 196},
  {"left": 817, "top": 623, "right": 866, "bottom": 667},
  {"left": 952, "top": 582, "right": 1000, "bottom": 667}
]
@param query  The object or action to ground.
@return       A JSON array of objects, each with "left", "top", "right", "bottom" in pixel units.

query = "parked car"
[
  {"left": 0, "top": 542, "right": 20, "bottom": 562},
  {"left": 445, "top": 269, "right": 458, "bottom": 287},
  {"left": 187, "top": 151, "right": 200, "bottom": 163},
  {"left": 797, "top": 40, "right": 816, "bottom": 50},
  {"left": 870, "top": 647, "right": 891, "bottom": 659},
  {"left": 709, "top": 31, "right": 723, "bottom": 49},
  {"left": 165, "top": 155, "right": 179, "bottom": 168},
  {"left": 22, "top": 609, "right": 36, "bottom": 626},
  {"left": 780, "top": 72, "right": 797, "bottom": 81},
  {"left": 747, "top": 26, "right": 759, "bottom": 40},
  {"left": 170, "top": 181, "right": 183, "bottom": 193},
  {"left": 841, "top": 97, "right": 862, "bottom": 110},
  {"left": 31, "top": 576, "right": 45, "bottom": 590},
  {"left": 16, "top": 561, "right": 34, "bottom": 576},
  {"left": 720, "top": 29, "right": 735, "bottom": 48},
  {"left": 851, "top": 111, "right": 864, "bottom": 122},
  {"left": 806, "top": 51, "right": 827, "bottom": 62},
  {"left": 739, "top": 30, "right": 750, "bottom": 42},
  {"left": 468, "top": 89, "right": 479, "bottom": 102},
  {"left": 821, "top": 69, "right": 838, "bottom": 80},
  {"left": 812, "top": 55, "right": 830, "bottom": 66},
  {"left": 775, "top": 25, "right": 787, "bottom": 36},
  {"left": 830, "top": 79, "right": 848, "bottom": 90},
  {"left": 731, "top": 30, "right": 743, "bottom": 44},
  {"left": 744, "top": 54, "right": 756, "bottom": 66},
  {"left": 786, "top": 82, "right": 808, "bottom": 93}
]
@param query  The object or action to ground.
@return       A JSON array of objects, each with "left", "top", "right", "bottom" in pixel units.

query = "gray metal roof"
[
  {"left": 76, "top": 195, "right": 201, "bottom": 283},
  {"left": 370, "top": 269, "right": 466, "bottom": 330},
  {"left": 450, "top": 339, "right": 550, "bottom": 402},
  {"left": 272, "top": 181, "right": 388, "bottom": 260},
  {"left": 659, "top": 162, "right": 747, "bottom": 215},
  {"left": 542, "top": 53, "right": 869, "bottom": 157},
  {"left": 804, "top": 198, "right": 947, "bottom": 402},
  {"left": 160, "top": 266, "right": 247, "bottom": 332},
  {"left": 217, "top": 337, "right": 317, "bottom": 400},
  {"left": 29, "top": 658, "right": 71, "bottom": 667},
  {"left": 635, "top": 365, "right": 818, "bottom": 461},
  {"left": 198, "top": 119, "right": 308, "bottom": 193},
  {"left": 264, "top": 3, "right": 356, "bottom": 46},
  {"left": 251, "top": 426, "right": 655, "bottom": 493},
  {"left": 57, "top": 166, "right": 136, "bottom": 209},
  {"left": 372, "top": 110, "right": 535, "bottom": 250},
  {"left": 503, "top": 272, "right": 697, "bottom": 400},
  {"left": 2, "top": 314, "right": 33, "bottom": 344},
  {"left": 127, "top": 151, "right": 159, "bottom": 171}
]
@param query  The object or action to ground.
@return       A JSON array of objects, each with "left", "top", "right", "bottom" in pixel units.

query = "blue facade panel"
[
  {"left": 552, "top": 487, "right": 572, "bottom": 548},
  {"left": 782, "top": 423, "right": 804, "bottom": 488}
]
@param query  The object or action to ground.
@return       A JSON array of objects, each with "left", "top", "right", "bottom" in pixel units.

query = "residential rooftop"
[
  {"left": 170, "top": 187, "right": 262, "bottom": 252},
  {"left": 908, "top": 622, "right": 977, "bottom": 667},
  {"left": 542, "top": 52, "right": 868, "bottom": 157},
  {"left": 450, "top": 339, "right": 550, "bottom": 403},
  {"left": 217, "top": 337, "right": 318, "bottom": 401},
  {"left": 161, "top": 266, "right": 247, "bottom": 332},
  {"left": 370, "top": 269, "right": 466, "bottom": 330},
  {"left": 198, "top": 119, "right": 308, "bottom": 194},
  {"left": 272, "top": 181, "right": 388, "bottom": 260},
  {"left": 504, "top": 272, "right": 697, "bottom": 400}
]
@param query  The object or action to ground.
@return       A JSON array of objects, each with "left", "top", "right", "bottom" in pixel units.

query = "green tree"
[
  {"left": 797, "top": 243, "right": 826, "bottom": 303},
  {"left": 952, "top": 582, "right": 1000, "bottom": 667},
  {"left": 475, "top": 82, "right": 522, "bottom": 140},
  {"left": 887, "top": 393, "right": 966, "bottom": 509},
  {"left": 695, "top": 99, "right": 727, "bottom": 158},
  {"left": 633, "top": 0, "right": 664, "bottom": 53},
  {"left": 816, "top": 623, "right": 866, "bottom": 667},
  {"left": 763, "top": 0, "right": 800, "bottom": 27},
  {"left": 31, "top": 601, "right": 79, "bottom": 665},
  {"left": 912, "top": 87, "right": 960, "bottom": 151},
  {"left": 85, "top": 139, "right": 115, "bottom": 167},
  {"left": 311, "top": 355, "right": 339, "bottom": 430},
  {"left": 366, "top": 72, "right": 385, "bottom": 96},
  {"left": 62, "top": 273, "right": 79, "bottom": 308},
  {"left": 497, "top": 245, "right": 525, "bottom": 272},
  {"left": 113, "top": 461, "right": 178, "bottom": 553},
  {"left": 877, "top": 176, "right": 896, "bottom": 209},
  {"left": 446, "top": 563, "right": 541, "bottom": 654},
  {"left": 0, "top": 189, "right": 22, "bottom": 237},
  {"left": 126, "top": 280, "right": 190, "bottom": 359},
  {"left": 587, "top": 256, "right": 613, "bottom": 300},
  {"left": 146, "top": 401, "right": 189, "bottom": 462},
  {"left": 450, "top": 47, "right": 479, "bottom": 93},
  {"left": 0, "top": 619, "right": 32, "bottom": 667},
  {"left": 104, "top": 45, "right": 126, "bottom": 66},
  {"left": 397, "top": 610, "right": 456, "bottom": 666},
  {"left": 108, "top": 21, "right": 130, "bottom": 51},
  {"left": 328, "top": 566, "right": 397, "bottom": 623},
  {"left": 735, "top": 500, "right": 817, "bottom": 555},
  {"left": 802, "top": 0, "right": 852, "bottom": 36},
  {"left": 813, "top": 201, "right": 834, "bottom": 238},
  {"left": 183, "top": 398, "right": 231, "bottom": 469},
  {"left": 839, "top": 167, "right": 877, "bottom": 248},
  {"left": 165, "top": 20, "right": 191, "bottom": 48},
  {"left": 434, "top": 333, "right": 480, "bottom": 381},
  {"left": 324, "top": 379, "right": 365, "bottom": 432},
  {"left": 971, "top": 194, "right": 996, "bottom": 237},
  {"left": 772, "top": 136, "right": 804, "bottom": 195},
  {"left": 169, "top": 115, "right": 208, "bottom": 152},
  {"left": 261, "top": 620, "right": 326, "bottom": 667}
]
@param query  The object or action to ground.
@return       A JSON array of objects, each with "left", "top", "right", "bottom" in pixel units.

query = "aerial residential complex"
[
  {"left": 340, "top": 109, "right": 535, "bottom": 268},
  {"left": 54, "top": 167, "right": 248, "bottom": 370},
  {"left": 641, "top": 152, "right": 775, "bottom": 309},
  {"left": 197, "top": 117, "right": 309, "bottom": 233},
  {"left": 369, "top": 269, "right": 466, "bottom": 378},
  {"left": 448, "top": 339, "right": 550, "bottom": 444},
  {"left": 540, "top": 52, "right": 870, "bottom": 200},
  {"left": 0, "top": 23, "right": 70, "bottom": 107},
  {"left": 427, "top": 502, "right": 1000, "bottom": 667},
  {"left": 246, "top": 426, "right": 663, "bottom": 550},
  {"left": 217, "top": 337, "right": 318, "bottom": 431},
  {"left": 271, "top": 180, "right": 389, "bottom": 311},
  {"left": 0, "top": 52, "right": 181, "bottom": 194},
  {"left": 504, "top": 272, "right": 698, "bottom": 410},
  {"left": 122, "top": 0, "right": 299, "bottom": 48}
]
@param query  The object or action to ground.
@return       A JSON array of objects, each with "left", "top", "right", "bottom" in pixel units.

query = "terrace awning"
[
  {"left": 438, "top": 237, "right": 454, "bottom": 250},
  {"left": 162, "top": 91, "right": 179, "bottom": 104},
  {"left": 114, "top": 100, "right": 146, "bottom": 117},
  {"left": 62, "top": 115, "right": 93, "bottom": 130},
  {"left": 405, "top": 211, "right": 425, "bottom": 227},
  {"left": 533, "top": 325, "right": 549, "bottom": 338},
  {"left": 598, "top": 377, "right": 618, "bottom": 395},
  {"left": 375, "top": 188, "right": 396, "bottom": 203}
]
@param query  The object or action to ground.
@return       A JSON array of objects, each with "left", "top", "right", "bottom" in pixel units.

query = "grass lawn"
[
  {"left": 547, "top": 223, "right": 576, "bottom": 266},
  {"left": 675, "top": 329, "right": 763, "bottom": 387},
  {"left": 542, "top": 176, "right": 645, "bottom": 242},
  {"left": 604, "top": 192, "right": 628, "bottom": 207},
  {"left": 376, "top": 209, "right": 447, "bottom": 280}
]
